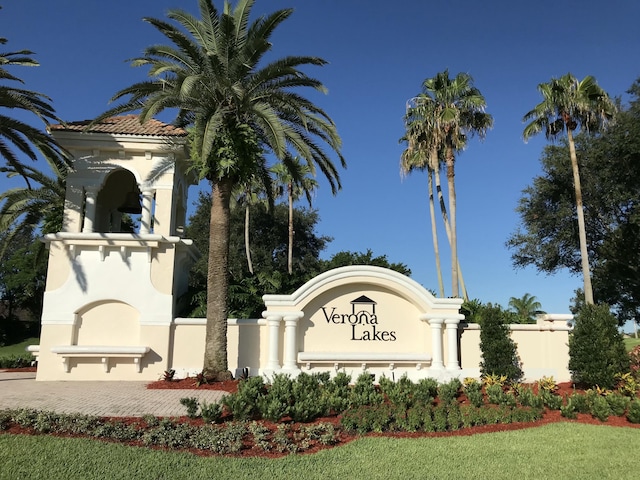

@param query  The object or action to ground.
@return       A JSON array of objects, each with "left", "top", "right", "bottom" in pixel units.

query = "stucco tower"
[{"left": 36, "top": 116, "right": 198, "bottom": 381}]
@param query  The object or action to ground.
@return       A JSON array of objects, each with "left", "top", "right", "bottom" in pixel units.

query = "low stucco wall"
[{"left": 460, "top": 316, "right": 572, "bottom": 382}]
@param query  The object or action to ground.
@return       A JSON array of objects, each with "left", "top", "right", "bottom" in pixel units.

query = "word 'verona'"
[{"left": 320, "top": 307, "right": 396, "bottom": 341}]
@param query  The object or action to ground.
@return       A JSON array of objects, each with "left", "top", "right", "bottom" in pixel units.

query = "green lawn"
[
  {"left": 1, "top": 423, "right": 639, "bottom": 479},
  {"left": 624, "top": 337, "right": 640, "bottom": 352},
  {"left": 0, "top": 337, "right": 38, "bottom": 357}
]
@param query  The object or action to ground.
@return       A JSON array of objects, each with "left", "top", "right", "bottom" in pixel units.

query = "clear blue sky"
[{"left": 1, "top": 1, "right": 639, "bottom": 317}]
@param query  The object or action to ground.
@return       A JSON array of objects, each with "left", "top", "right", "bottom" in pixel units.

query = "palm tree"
[
  {"left": 400, "top": 98, "right": 445, "bottom": 297},
  {"left": 410, "top": 71, "right": 493, "bottom": 297},
  {"left": 0, "top": 150, "right": 70, "bottom": 257},
  {"left": 0, "top": 34, "right": 65, "bottom": 185},
  {"left": 92, "top": 0, "right": 344, "bottom": 380},
  {"left": 523, "top": 73, "right": 616, "bottom": 305},
  {"left": 270, "top": 156, "right": 318, "bottom": 274},
  {"left": 508, "top": 293, "right": 545, "bottom": 324},
  {"left": 232, "top": 168, "right": 271, "bottom": 275}
]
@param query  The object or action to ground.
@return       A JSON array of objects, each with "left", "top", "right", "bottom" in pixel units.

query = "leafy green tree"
[
  {"left": 94, "top": 0, "right": 345, "bottom": 380},
  {"left": 522, "top": 73, "right": 616, "bottom": 305},
  {"left": 477, "top": 304, "right": 523, "bottom": 382},
  {"left": 0, "top": 30, "right": 66, "bottom": 185},
  {"left": 507, "top": 293, "right": 544, "bottom": 324},
  {"left": 320, "top": 249, "right": 411, "bottom": 276},
  {"left": 568, "top": 304, "right": 629, "bottom": 389},
  {"left": 409, "top": 70, "right": 493, "bottom": 298},
  {"left": 509, "top": 78, "right": 640, "bottom": 322}
]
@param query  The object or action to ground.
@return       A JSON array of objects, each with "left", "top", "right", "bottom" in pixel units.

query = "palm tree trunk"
[
  {"left": 287, "top": 181, "right": 293, "bottom": 275},
  {"left": 567, "top": 129, "right": 594, "bottom": 304},
  {"left": 203, "top": 179, "right": 233, "bottom": 380},
  {"left": 428, "top": 168, "right": 445, "bottom": 297},
  {"left": 435, "top": 161, "right": 469, "bottom": 300},
  {"left": 244, "top": 204, "right": 254, "bottom": 274},
  {"left": 446, "top": 145, "right": 459, "bottom": 298}
]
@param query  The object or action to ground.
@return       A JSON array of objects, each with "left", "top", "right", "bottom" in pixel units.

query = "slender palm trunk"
[
  {"left": 446, "top": 144, "right": 459, "bottom": 298},
  {"left": 287, "top": 181, "right": 293, "bottom": 275},
  {"left": 204, "top": 179, "right": 233, "bottom": 380},
  {"left": 567, "top": 129, "right": 594, "bottom": 304},
  {"left": 244, "top": 204, "right": 254, "bottom": 274},
  {"left": 428, "top": 167, "right": 445, "bottom": 297},
  {"left": 435, "top": 161, "right": 468, "bottom": 300}
]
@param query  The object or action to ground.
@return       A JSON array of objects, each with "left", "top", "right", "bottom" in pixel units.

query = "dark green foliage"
[
  {"left": 322, "top": 371, "right": 351, "bottom": 413},
  {"left": 259, "top": 373, "right": 293, "bottom": 422},
  {"left": 0, "top": 353, "right": 34, "bottom": 368},
  {"left": 605, "top": 392, "right": 630, "bottom": 417},
  {"left": 379, "top": 374, "right": 416, "bottom": 408},
  {"left": 568, "top": 304, "right": 629, "bottom": 388},
  {"left": 349, "top": 373, "right": 383, "bottom": 408},
  {"left": 463, "top": 379, "right": 485, "bottom": 407},
  {"left": 478, "top": 304, "right": 523, "bottom": 382},
  {"left": 626, "top": 399, "right": 640, "bottom": 423},
  {"left": 289, "top": 372, "right": 327, "bottom": 422},
  {"left": 589, "top": 395, "right": 612, "bottom": 422},
  {"left": 179, "top": 397, "right": 199, "bottom": 419},
  {"left": 414, "top": 377, "right": 439, "bottom": 404},
  {"left": 199, "top": 401, "right": 222, "bottom": 423},
  {"left": 221, "top": 376, "right": 267, "bottom": 420},
  {"left": 437, "top": 378, "right": 462, "bottom": 405},
  {"left": 541, "top": 392, "right": 563, "bottom": 410}
]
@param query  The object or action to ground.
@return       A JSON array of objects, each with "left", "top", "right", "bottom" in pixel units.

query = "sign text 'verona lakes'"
[{"left": 320, "top": 307, "right": 396, "bottom": 341}]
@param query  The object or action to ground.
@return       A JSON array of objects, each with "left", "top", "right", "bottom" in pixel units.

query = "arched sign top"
[{"left": 262, "top": 265, "right": 463, "bottom": 314}]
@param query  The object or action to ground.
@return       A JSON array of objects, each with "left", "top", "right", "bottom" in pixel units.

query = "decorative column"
[
  {"left": 445, "top": 318, "right": 461, "bottom": 370},
  {"left": 428, "top": 317, "right": 445, "bottom": 370},
  {"left": 140, "top": 188, "right": 154, "bottom": 234},
  {"left": 82, "top": 186, "right": 99, "bottom": 233},
  {"left": 264, "top": 313, "right": 283, "bottom": 371},
  {"left": 282, "top": 312, "right": 303, "bottom": 372}
]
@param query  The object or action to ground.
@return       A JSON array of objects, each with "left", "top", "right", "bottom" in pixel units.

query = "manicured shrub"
[
  {"left": 589, "top": 395, "right": 612, "bottom": 422},
  {"left": 626, "top": 399, "right": 640, "bottom": 423},
  {"left": 437, "top": 378, "right": 462, "bottom": 405},
  {"left": 322, "top": 371, "right": 351, "bottom": 413},
  {"left": 349, "top": 372, "right": 383, "bottom": 407},
  {"left": 605, "top": 392, "right": 630, "bottom": 417},
  {"left": 289, "top": 372, "right": 327, "bottom": 422},
  {"left": 463, "top": 378, "right": 484, "bottom": 407},
  {"left": 568, "top": 304, "right": 629, "bottom": 389},
  {"left": 221, "top": 375, "right": 266, "bottom": 420},
  {"left": 179, "top": 397, "right": 199, "bottom": 418},
  {"left": 478, "top": 305, "right": 523, "bottom": 382}
]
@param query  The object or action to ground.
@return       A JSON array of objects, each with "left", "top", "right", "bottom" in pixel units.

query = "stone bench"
[
  {"left": 297, "top": 351, "right": 432, "bottom": 371},
  {"left": 50, "top": 345, "right": 150, "bottom": 373},
  {"left": 25, "top": 345, "right": 40, "bottom": 365}
]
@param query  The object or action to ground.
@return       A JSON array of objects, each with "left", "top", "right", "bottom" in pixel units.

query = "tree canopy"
[{"left": 508, "top": 78, "right": 640, "bottom": 322}]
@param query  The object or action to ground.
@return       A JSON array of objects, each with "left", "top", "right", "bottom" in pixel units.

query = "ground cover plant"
[
  {"left": 3, "top": 370, "right": 640, "bottom": 461},
  {"left": 2, "top": 422, "right": 640, "bottom": 479}
]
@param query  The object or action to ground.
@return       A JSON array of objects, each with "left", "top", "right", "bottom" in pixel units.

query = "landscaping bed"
[{"left": 3, "top": 373, "right": 640, "bottom": 459}]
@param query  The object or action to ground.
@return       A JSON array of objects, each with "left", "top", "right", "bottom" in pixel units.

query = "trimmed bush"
[
  {"left": 478, "top": 304, "right": 523, "bottom": 382},
  {"left": 568, "top": 304, "right": 629, "bottom": 389}
]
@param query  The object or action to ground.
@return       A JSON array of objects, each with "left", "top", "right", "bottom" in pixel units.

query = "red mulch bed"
[
  {"left": 4, "top": 374, "right": 640, "bottom": 458},
  {"left": 1, "top": 367, "right": 37, "bottom": 373}
]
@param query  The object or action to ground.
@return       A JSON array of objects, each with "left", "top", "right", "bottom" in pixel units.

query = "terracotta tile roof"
[{"left": 50, "top": 115, "right": 188, "bottom": 137}]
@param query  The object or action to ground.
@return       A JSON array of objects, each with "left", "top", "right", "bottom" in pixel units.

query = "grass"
[
  {"left": 624, "top": 337, "right": 640, "bottom": 352},
  {"left": 0, "top": 337, "right": 38, "bottom": 357},
  {"left": 1, "top": 423, "right": 639, "bottom": 479}
]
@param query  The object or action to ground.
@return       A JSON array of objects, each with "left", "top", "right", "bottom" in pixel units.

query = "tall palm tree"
[
  {"left": 523, "top": 73, "right": 616, "bottom": 305},
  {"left": 92, "top": 0, "right": 344, "bottom": 380},
  {"left": 412, "top": 71, "right": 493, "bottom": 298},
  {"left": 270, "top": 156, "right": 318, "bottom": 274},
  {"left": 0, "top": 34, "right": 65, "bottom": 185},
  {"left": 400, "top": 98, "right": 445, "bottom": 297},
  {"left": 231, "top": 167, "right": 271, "bottom": 275},
  {"left": 508, "top": 293, "right": 545, "bottom": 324}
]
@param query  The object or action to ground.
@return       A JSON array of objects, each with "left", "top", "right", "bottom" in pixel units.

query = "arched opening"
[{"left": 94, "top": 169, "right": 141, "bottom": 233}]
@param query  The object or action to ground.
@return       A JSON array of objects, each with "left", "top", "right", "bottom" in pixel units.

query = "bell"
[{"left": 118, "top": 191, "right": 142, "bottom": 214}]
